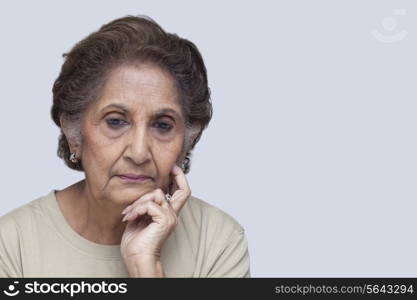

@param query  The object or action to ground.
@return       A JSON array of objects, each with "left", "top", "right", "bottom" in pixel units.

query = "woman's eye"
[
  {"left": 106, "top": 118, "right": 127, "bottom": 129},
  {"left": 154, "top": 121, "right": 173, "bottom": 133}
]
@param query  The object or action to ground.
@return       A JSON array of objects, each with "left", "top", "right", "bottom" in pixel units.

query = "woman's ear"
[
  {"left": 188, "top": 124, "right": 201, "bottom": 147},
  {"left": 181, "top": 125, "right": 200, "bottom": 158},
  {"left": 59, "top": 114, "right": 82, "bottom": 154}
]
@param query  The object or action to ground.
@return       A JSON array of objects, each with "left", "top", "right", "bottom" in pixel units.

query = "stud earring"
[
  {"left": 69, "top": 152, "right": 78, "bottom": 163},
  {"left": 181, "top": 156, "right": 191, "bottom": 171},
  {"left": 181, "top": 158, "right": 190, "bottom": 171}
]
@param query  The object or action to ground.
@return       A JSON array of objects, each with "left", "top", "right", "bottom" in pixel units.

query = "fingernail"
[
  {"left": 122, "top": 214, "right": 129, "bottom": 222},
  {"left": 121, "top": 206, "right": 130, "bottom": 215}
]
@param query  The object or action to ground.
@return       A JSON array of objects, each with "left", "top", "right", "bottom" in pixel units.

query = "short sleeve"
[
  {"left": 206, "top": 230, "right": 251, "bottom": 278},
  {"left": 0, "top": 214, "right": 23, "bottom": 277}
]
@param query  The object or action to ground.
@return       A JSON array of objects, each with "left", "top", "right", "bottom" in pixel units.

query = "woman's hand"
[{"left": 120, "top": 164, "right": 191, "bottom": 276}]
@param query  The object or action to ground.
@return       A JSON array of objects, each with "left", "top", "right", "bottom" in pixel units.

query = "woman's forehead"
[
  {"left": 106, "top": 64, "right": 177, "bottom": 94},
  {"left": 93, "top": 64, "right": 182, "bottom": 115}
]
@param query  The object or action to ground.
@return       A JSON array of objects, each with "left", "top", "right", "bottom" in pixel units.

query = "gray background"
[{"left": 0, "top": 0, "right": 415, "bottom": 277}]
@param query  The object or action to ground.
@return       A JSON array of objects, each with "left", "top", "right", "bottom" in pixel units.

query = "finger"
[
  {"left": 121, "top": 192, "right": 158, "bottom": 215},
  {"left": 122, "top": 188, "right": 171, "bottom": 219},
  {"left": 124, "top": 200, "right": 176, "bottom": 228},
  {"left": 146, "top": 201, "right": 177, "bottom": 226},
  {"left": 169, "top": 164, "right": 191, "bottom": 213},
  {"left": 122, "top": 191, "right": 171, "bottom": 222},
  {"left": 123, "top": 199, "right": 152, "bottom": 222},
  {"left": 153, "top": 188, "right": 170, "bottom": 208}
]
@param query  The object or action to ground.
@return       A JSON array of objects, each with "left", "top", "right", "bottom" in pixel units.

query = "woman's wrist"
[{"left": 124, "top": 254, "right": 165, "bottom": 278}]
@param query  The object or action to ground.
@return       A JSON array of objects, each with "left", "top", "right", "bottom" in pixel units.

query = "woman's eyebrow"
[
  {"left": 99, "top": 103, "right": 130, "bottom": 114},
  {"left": 99, "top": 103, "right": 182, "bottom": 119},
  {"left": 154, "top": 108, "right": 182, "bottom": 119}
]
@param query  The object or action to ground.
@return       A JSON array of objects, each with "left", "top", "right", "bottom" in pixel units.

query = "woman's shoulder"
[
  {"left": 0, "top": 191, "right": 54, "bottom": 232},
  {"left": 0, "top": 190, "right": 54, "bottom": 277},
  {"left": 177, "top": 195, "right": 251, "bottom": 277},
  {"left": 183, "top": 194, "right": 246, "bottom": 234}
]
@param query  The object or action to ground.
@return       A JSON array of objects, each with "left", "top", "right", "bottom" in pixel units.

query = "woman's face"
[{"left": 78, "top": 63, "right": 185, "bottom": 206}]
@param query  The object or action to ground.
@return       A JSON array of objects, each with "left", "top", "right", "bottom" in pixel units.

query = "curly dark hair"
[{"left": 50, "top": 15, "right": 212, "bottom": 174}]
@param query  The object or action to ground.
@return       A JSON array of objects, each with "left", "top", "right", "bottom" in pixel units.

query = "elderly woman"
[{"left": 0, "top": 15, "right": 250, "bottom": 278}]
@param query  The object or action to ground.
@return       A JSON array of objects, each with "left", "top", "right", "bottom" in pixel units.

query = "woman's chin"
[{"left": 109, "top": 184, "right": 155, "bottom": 204}]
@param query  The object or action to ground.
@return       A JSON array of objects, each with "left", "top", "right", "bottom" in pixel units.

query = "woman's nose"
[{"left": 126, "top": 126, "right": 152, "bottom": 165}]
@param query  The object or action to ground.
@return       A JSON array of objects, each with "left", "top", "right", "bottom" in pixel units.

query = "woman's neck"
[{"left": 56, "top": 179, "right": 127, "bottom": 245}]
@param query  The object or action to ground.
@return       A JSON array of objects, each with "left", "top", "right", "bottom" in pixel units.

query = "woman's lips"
[{"left": 117, "top": 174, "right": 153, "bottom": 182}]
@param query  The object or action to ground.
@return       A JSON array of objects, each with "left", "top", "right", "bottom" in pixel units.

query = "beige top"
[{"left": 0, "top": 190, "right": 250, "bottom": 278}]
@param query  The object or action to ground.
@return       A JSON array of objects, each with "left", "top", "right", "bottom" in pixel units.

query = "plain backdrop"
[{"left": 0, "top": 0, "right": 416, "bottom": 277}]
